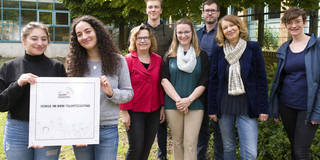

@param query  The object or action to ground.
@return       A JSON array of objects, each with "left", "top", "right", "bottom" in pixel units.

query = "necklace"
[{"left": 139, "top": 55, "right": 150, "bottom": 58}]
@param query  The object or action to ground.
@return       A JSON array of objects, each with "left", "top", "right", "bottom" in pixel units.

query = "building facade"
[{"left": 0, "top": 0, "right": 71, "bottom": 57}]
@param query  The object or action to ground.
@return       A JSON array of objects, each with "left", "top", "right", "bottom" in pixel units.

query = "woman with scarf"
[
  {"left": 161, "top": 18, "right": 209, "bottom": 160},
  {"left": 208, "top": 15, "right": 268, "bottom": 159}
]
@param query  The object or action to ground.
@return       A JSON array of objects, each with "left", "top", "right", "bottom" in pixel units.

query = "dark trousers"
[
  {"left": 125, "top": 109, "right": 160, "bottom": 160},
  {"left": 157, "top": 120, "right": 167, "bottom": 158},
  {"left": 197, "top": 106, "right": 224, "bottom": 160},
  {"left": 279, "top": 103, "right": 319, "bottom": 160}
]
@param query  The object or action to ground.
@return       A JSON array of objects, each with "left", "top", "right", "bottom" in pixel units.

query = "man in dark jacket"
[{"left": 196, "top": 0, "right": 224, "bottom": 160}]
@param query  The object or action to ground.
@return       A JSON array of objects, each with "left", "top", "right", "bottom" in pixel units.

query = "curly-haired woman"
[{"left": 66, "top": 15, "right": 133, "bottom": 160}]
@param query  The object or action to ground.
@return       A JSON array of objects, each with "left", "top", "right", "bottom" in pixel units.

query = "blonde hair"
[
  {"left": 167, "top": 18, "right": 201, "bottom": 58},
  {"left": 145, "top": 0, "right": 163, "bottom": 6},
  {"left": 22, "top": 22, "right": 50, "bottom": 42},
  {"left": 128, "top": 24, "right": 157, "bottom": 53},
  {"left": 216, "top": 15, "right": 248, "bottom": 47}
]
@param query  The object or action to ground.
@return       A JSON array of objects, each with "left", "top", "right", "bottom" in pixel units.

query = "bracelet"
[{"left": 188, "top": 97, "right": 193, "bottom": 103}]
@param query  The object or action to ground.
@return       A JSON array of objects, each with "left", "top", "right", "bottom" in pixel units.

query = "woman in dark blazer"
[{"left": 208, "top": 15, "right": 268, "bottom": 160}]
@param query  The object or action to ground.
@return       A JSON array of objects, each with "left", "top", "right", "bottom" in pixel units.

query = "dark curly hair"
[{"left": 66, "top": 15, "right": 121, "bottom": 77}]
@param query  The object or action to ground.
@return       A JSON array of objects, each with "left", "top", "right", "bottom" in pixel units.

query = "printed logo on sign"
[{"left": 58, "top": 87, "right": 74, "bottom": 98}]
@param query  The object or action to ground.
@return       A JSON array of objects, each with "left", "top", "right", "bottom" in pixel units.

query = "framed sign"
[{"left": 29, "top": 77, "right": 100, "bottom": 146}]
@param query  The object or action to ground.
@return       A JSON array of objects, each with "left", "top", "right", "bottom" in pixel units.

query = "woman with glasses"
[
  {"left": 120, "top": 24, "right": 164, "bottom": 160},
  {"left": 269, "top": 7, "right": 320, "bottom": 159},
  {"left": 208, "top": 15, "right": 268, "bottom": 159},
  {"left": 161, "top": 18, "right": 209, "bottom": 160}
]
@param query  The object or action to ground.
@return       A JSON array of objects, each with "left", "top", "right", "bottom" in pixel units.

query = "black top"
[
  {"left": 279, "top": 46, "right": 307, "bottom": 110},
  {"left": 220, "top": 64, "right": 249, "bottom": 115},
  {"left": 0, "top": 53, "right": 66, "bottom": 121},
  {"left": 140, "top": 61, "right": 150, "bottom": 70}
]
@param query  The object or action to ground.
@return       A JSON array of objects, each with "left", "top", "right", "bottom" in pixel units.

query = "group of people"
[{"left": 0, "top": 0, "right": 320, "bottom": 160}]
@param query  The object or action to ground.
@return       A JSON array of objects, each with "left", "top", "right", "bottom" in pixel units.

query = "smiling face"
[
  {"left": 176, "top": 24, "right": 192, "bottom": 50},
  {"left": 136, "top": 29, "right": 151, "bottom": 53},
  {"left": 286, "top": 15, "right": 306, "bottom": 37},
  {"left": 202, "top": 3, "right": 220, "bottom": 25},
  {"left": 221, "top": 20, "right": 240, "bottom": 44},
  {"left": 75, "top": 21, "right": 98, "bottom": 52},
  {"left": 22, "top": 28, "right": 49, "bottom": 56},
  {"left": 146, "top": 0, "right": 162, "bottom": 21}
]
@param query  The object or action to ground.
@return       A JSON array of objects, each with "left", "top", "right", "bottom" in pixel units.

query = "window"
[
  {"left": 22, "top": 10, "right": 37, "bottom": 25},
  {"left": 55, "top": 27, "right": 69, "bottom": 41},
  {"left": 39, "top": 11, "right": 53, "bottom": 24},
  {"left": 3, "top": 0, "right": 19, "bottom": 8},
  {"left": 3, "top": 25, "right": 20, "bottom": 40},
  {"left": 21, "top": 1, "right": 36, "bottom": 9},
  {"left": 0, "top": 0, "right": 71, "bottom": 42},
  {"left": 56, "top": 12, "right": 68, "bottom": 25},
  {"left": 3, "top": 9, "right": 19, "bottom": 26},
  {"left": 55, "top": 1, "right": 67, "bottom": 10},
  {"left": 38, "top": 0, "right": 54, "bottom": 10}
]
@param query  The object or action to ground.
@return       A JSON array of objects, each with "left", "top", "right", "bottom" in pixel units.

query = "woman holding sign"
[
  {"left": 66, "top": 15, "right": 133, "bottom": 160},
  {"left": 0, "top": 22, "right": 66, "bottom": 160}
]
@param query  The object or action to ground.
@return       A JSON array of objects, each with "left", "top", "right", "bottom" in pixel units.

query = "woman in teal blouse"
[{"left": 161, "top": 18, "right": 209, "bottom": 160}]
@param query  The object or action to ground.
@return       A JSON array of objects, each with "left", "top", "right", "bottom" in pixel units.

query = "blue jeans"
[
  {"left": 218, "top": 114, "right": 257, "bottom": 160},
  {"left": 3, "top": 118, "right": 61, "bottom": 160},
  {"left": 73, "top": 124, "right": 119, "bottom": 160}
]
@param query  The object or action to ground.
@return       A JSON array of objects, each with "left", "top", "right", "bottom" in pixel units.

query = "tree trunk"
[
  {"left": 118, "top": 24, "right": 125, "bottom": 51},
  {"left": 257, "top": 7, "right": 265, "bottom": 47},
  {"left": 309, "top": 9, "right": 318, "bottom": 36},
  {"left": 219, "top": 5, "right": 228, "bottom": 20}
]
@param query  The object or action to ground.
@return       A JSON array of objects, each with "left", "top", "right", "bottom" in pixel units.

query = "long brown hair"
[{"left": 66, "top": 15, "right": 121, "bottom": 77}]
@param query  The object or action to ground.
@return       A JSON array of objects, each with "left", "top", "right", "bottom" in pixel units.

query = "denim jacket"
[{"left": 269, "top": 34, "right": 320, "bottom": 122}]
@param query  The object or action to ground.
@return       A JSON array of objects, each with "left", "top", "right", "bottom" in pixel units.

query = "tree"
[
  {"left": 62, "top": 0, "right": 319, "bottom": 49},
  {"left": 62, "top": 0, "right": 146, "bottom": 50}
]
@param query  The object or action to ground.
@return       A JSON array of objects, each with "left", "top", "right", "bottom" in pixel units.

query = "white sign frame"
[{"left": 29, "top": 77, "right": 100, "bottom": 146}]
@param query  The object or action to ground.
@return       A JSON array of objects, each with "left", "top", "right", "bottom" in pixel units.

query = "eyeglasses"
[
  {"left": 204, "top": 9, "right": 218, "bottom": 14},
  {"left": 136, "top": 36, "right": 150, "bottom": 42},
  {"left": 177, "top": 30, "right": 192, "bottom": 35}
]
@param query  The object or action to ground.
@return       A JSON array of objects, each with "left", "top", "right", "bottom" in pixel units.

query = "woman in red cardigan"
[{"left": 120, "top": 24, "right": 165, "bottom": 160}]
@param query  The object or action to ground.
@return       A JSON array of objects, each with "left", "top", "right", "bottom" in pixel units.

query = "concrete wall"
[{"left": 0, "top": 43, "right": 69, "bottom": 58}]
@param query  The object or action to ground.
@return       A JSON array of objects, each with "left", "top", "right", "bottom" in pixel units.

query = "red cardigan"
[{"left": 120, "top": 51, "right": 164, "bottom": 112}]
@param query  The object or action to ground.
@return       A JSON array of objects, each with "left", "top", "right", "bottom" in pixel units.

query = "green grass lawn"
[{"left": 0, "top": 112, "right": 172, "bottom": 160}]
